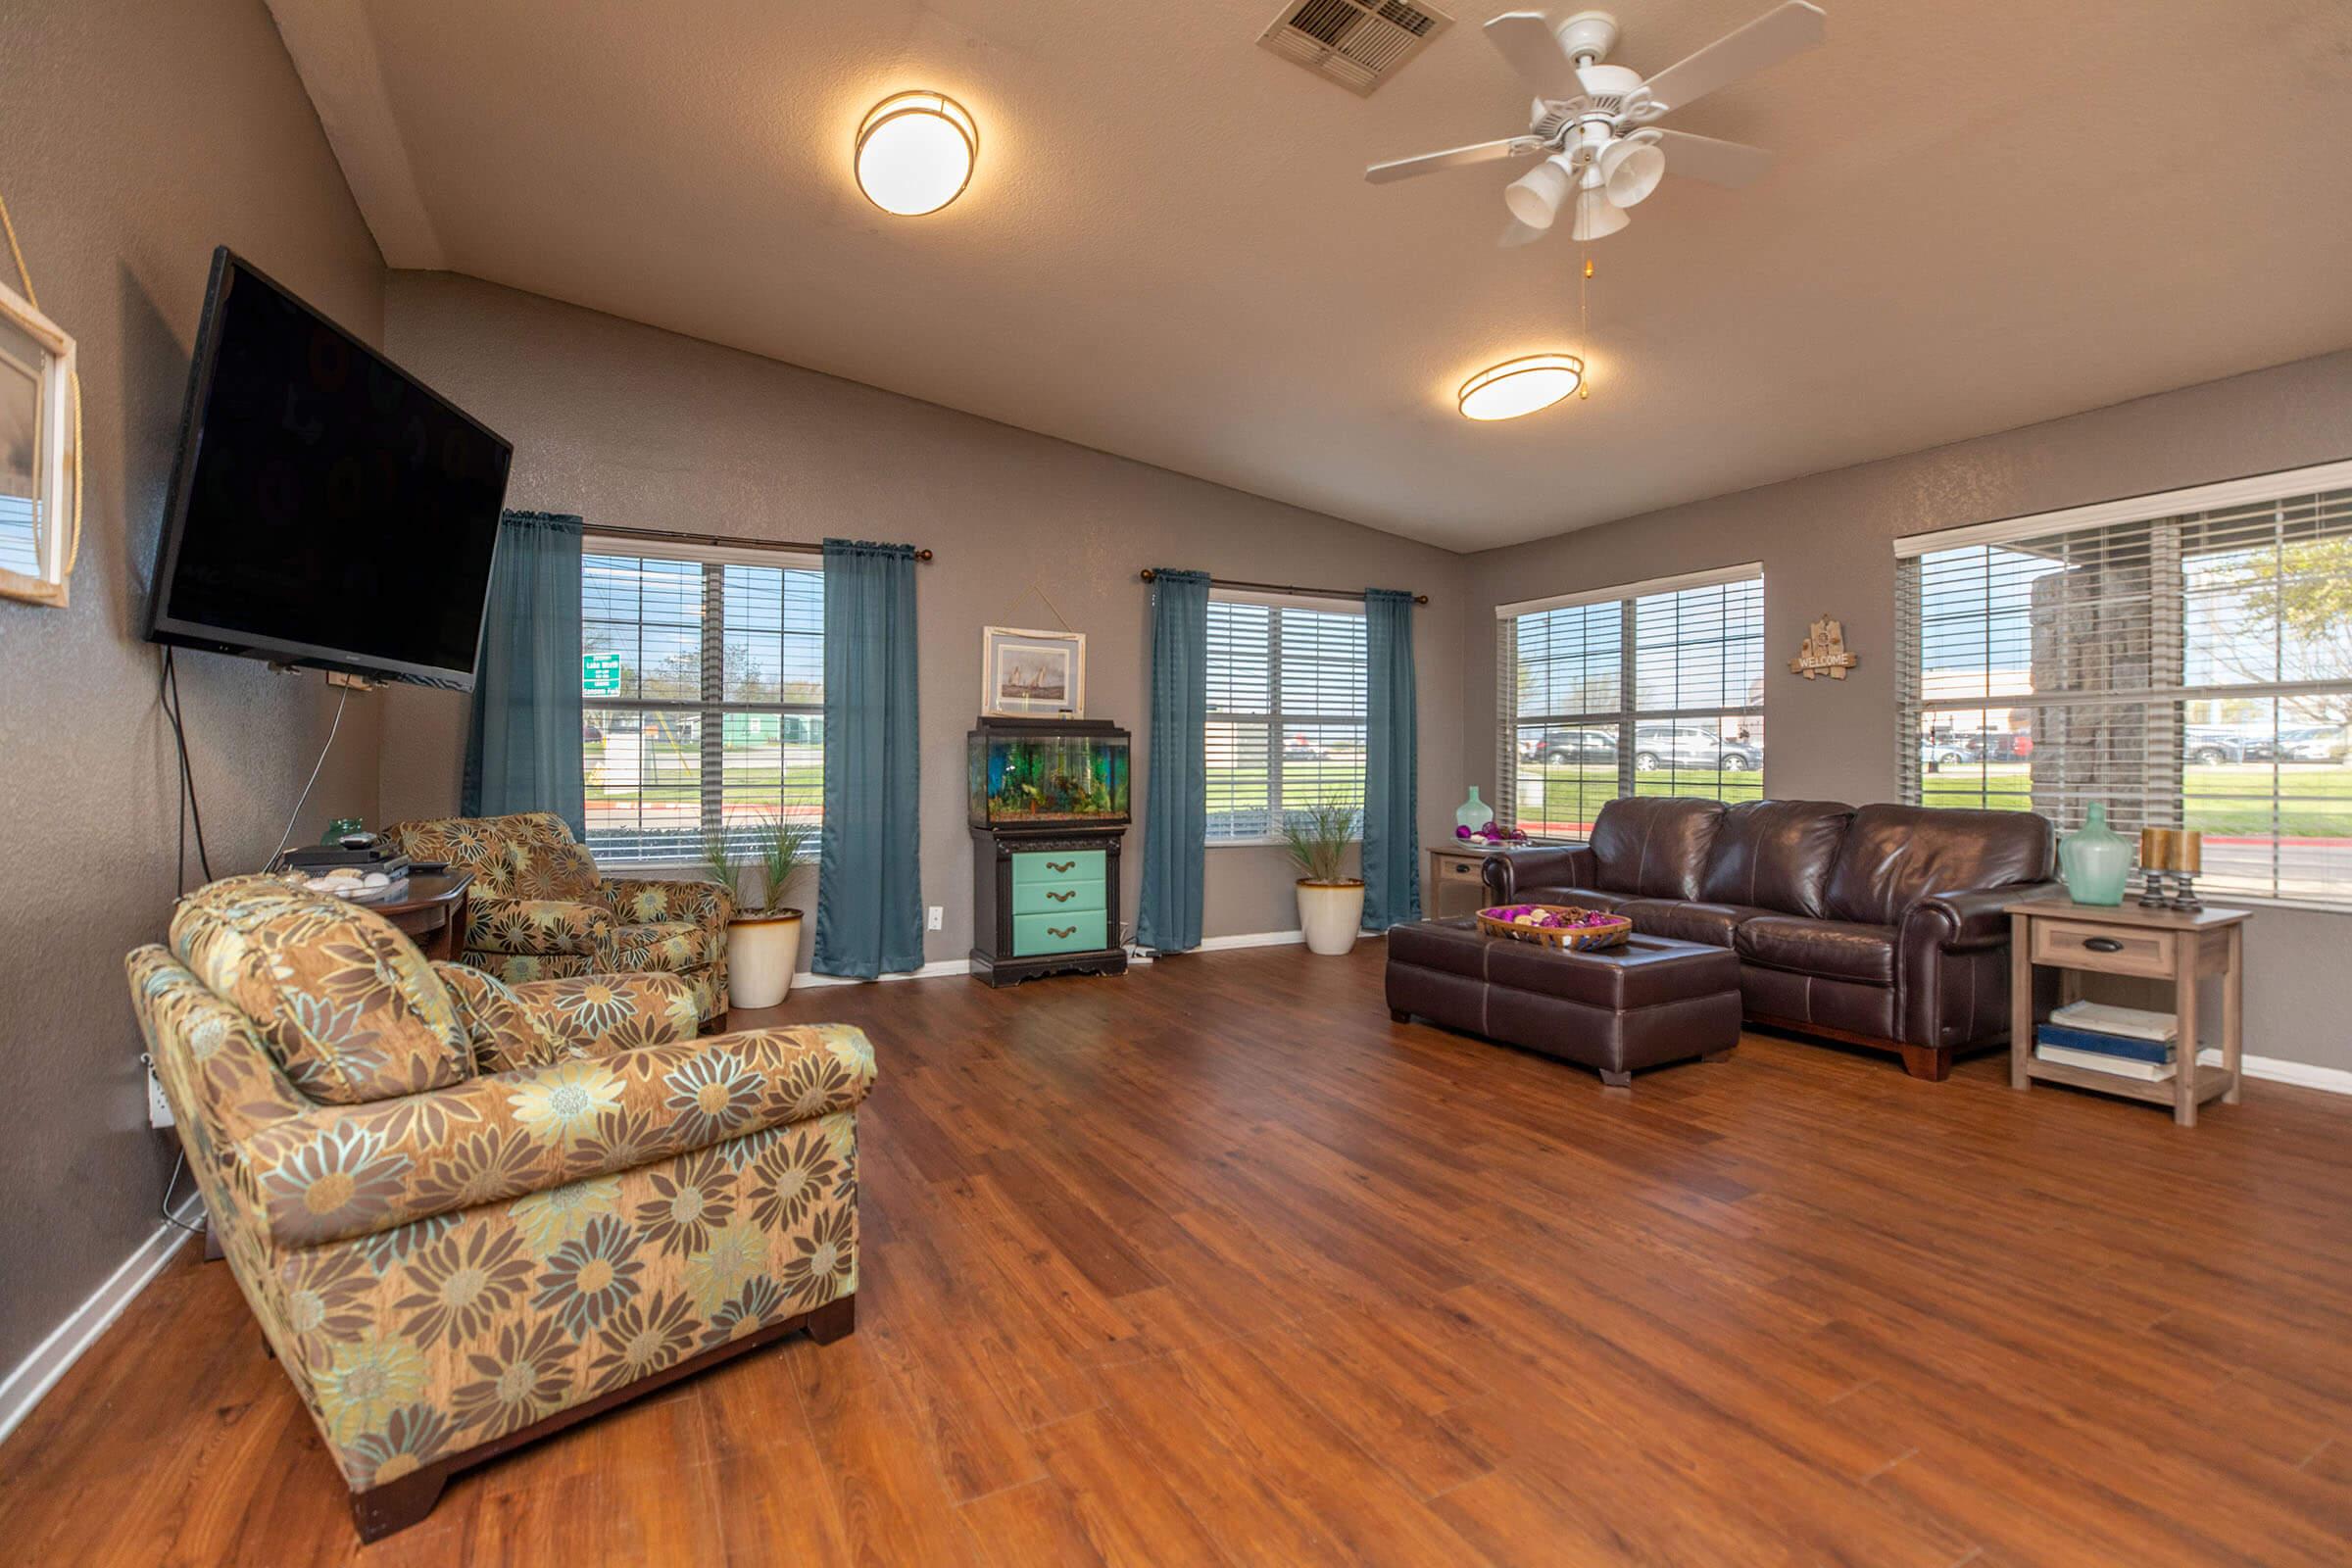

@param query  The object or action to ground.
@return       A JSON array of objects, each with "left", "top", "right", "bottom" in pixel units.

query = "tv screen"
[{"left": 145, "top": 249, "right": 513, "bottom": 688}]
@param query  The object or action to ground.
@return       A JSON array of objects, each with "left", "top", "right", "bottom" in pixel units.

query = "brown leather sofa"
[{"left": 1480, "top": 797, "right": 2058, "bottom": 1080}]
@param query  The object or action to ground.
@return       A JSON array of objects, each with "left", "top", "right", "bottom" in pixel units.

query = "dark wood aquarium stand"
[{"left": 968, "top": 716, "right": 1131, "bottom": 988}]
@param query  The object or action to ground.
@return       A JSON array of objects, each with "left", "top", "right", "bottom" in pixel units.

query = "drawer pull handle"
[
  {"left": 1048, "top": 859, "right": 1076, "bottom": 873},
  {"left": 1048, "top": 889, "right": 1076, "bottom": 903},
  {"left": 1048, "top": 925, "right": 1076, "bottom": 939},
  {"left": 2082, "top": 937, "right": 2125, "bottom": 954}
]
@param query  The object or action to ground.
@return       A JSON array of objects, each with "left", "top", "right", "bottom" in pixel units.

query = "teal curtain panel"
[
  {"left": 1136, "top": 568, "right": 1210, "bottom": 954},
  {"left": 463, "top": 511, "right": 587, "bottom": 836},
  {"left": 814, "top": 538, "right": 923, "bottom": 978},
  {"left": 1361, "top": 587, "right": 1421, "bottom": 929}
]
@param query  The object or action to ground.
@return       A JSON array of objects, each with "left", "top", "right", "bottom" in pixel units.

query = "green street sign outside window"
[{"left": 583, "top": 653, "right": 621, "bottom": 693}]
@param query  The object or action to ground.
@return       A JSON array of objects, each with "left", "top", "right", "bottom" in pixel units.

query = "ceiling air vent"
[{"left": 1259, "top": 0, "right": 1454, "bottom": 97}]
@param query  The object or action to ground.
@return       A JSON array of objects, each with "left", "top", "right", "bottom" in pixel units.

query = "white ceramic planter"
[
  {"left": 1296, "top": 879, "right": 1367, "bottom": 956},
  {"left": 726, "top": 910, "right": 803, "bottom": 1009}
]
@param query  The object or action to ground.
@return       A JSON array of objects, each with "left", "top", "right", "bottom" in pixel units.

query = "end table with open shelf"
[{"left": 2002, "top": 895, "right": 2247, "bottom": 1127}]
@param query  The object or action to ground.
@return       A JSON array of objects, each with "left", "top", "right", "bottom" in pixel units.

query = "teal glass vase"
[
  {"left": 2060, "top": 802, "right": 2131, "bottom": 906},
  {"left": 1456, "top": 787, "right": 1490, "bottom": 832}
]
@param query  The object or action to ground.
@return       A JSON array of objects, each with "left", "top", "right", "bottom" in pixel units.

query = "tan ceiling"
[{"left": 271, "top": 0, "right": 2352, "bottom": 551}]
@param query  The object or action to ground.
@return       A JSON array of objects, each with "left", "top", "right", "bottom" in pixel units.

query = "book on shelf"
[
  {"left": 2034, "top": 1024, "right": 2176, "bottom": 1066},
  {"left": 2048, "top": 1000, "right": 2176, "bottom": 1043},
  {"left": 2034, "top": 1043, "right": 2177, "bottom": 1082}
]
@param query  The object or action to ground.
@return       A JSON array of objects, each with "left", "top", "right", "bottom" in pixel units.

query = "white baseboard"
[
  {"left": 1192, "top": 929, "right": 1304, "bottom": 953},
  {"left": 794, "top": 957, "right": 973, "bottom": 989},
  {"left": 0, "top": 1193, "right": 204, "bottom": 1447},
  {"left": 2198, "top": 1047, "right": 2352, "bottom": 1096}
]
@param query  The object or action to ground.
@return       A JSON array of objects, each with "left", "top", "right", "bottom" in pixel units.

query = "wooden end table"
[
  {"left": 2003, "top": 895, "right": 2247, "bottom": 1126},
  {"left": 372, "top": 871, "right": 475, "bottom": 961}
]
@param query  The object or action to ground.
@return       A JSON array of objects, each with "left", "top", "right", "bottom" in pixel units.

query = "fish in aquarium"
[{"left": 970, "top": 729, "right": 1131, "bottom": 824}]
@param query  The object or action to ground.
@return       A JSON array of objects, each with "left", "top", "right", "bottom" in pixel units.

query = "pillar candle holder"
[
  {"left": 2168, "top": 829, "right": 2204, "bottom": 911},
  {"left": 2136, "top": 827, "right": 2171, "bottom": 908}
]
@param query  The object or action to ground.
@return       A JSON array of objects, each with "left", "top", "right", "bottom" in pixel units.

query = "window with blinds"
[
  {"left": 1496, "top": 565, "right": 1765, "bottom": 839},
  {"left": 1897, "top": 470, "right": 2352, "bottom": 907},
  {"left": 1204, "top": 595, "right": 1367, "bottom": 842},
  {"left": 582, "top": 543, "right": 824, "bottom": 865}
]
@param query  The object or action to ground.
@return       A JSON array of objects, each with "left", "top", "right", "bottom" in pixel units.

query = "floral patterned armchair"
[
  {"left": 125, "top": 875, "right": 873, "bottom": 1542},
  {"left": 378, "top": 811, "right": 732, "bottom": 1025}
]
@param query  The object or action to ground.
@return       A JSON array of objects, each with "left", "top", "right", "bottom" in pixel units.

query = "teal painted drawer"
[
  {"left": 1011, "top": 877, "right": 1103, "bottom": 916},
  {"left": 1012, "top": 909, "right": 1106, "bottom": 956},
  {"left": 1012, "top": 849, "right": 1105, "bottom": 887}
]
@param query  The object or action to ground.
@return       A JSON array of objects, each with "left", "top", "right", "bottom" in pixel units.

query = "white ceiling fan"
[{"left": 1366, "top": 4, "right": 1826, "bottom": 245}]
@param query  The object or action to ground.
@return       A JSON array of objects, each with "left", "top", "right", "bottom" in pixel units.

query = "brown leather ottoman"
[{"left": 1386, "top": 916, "right": 1741, "bottom": 1085}]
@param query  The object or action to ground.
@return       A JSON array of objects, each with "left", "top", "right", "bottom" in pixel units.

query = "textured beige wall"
[
  {"left": 376, "top": 274, "right": 1471, "bottom": 963},
  {"left": 0, "top": 0, "right": 386, "bottom": 1372},
  {"left": 1459, "top": 350, "right": 2352, "bottom": 1073}
]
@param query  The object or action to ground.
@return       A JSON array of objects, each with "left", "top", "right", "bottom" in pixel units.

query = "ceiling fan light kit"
[
  {"left": 855, "top": 91, "right": 977, "bottom": 216},
  {"left": 1458, "top": 354, "right": 1585, "bottom": 420},
  {"left": 1365, "top": 3, "right": 1827, "bottom": 246}
]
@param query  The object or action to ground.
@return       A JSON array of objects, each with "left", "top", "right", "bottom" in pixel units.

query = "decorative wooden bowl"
[{"left": 1476, "top": 904, "right": 1633, "bottom": 952}]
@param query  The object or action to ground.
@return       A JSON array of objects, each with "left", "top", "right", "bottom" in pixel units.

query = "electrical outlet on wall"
[{"left": 926, "top": 906, "right": 944, "bottom": 932}]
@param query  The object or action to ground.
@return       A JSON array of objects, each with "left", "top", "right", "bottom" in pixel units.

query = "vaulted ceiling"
[{"left": 270, "top": 0, "right": 2352, "bottom": 550}]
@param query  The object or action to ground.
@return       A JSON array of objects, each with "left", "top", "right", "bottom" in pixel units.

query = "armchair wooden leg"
[
  {"left": 1899, "top": 1044, "right": 1955, "bottom": 1082},
  {"left": 351, "top": 1463, "right": 451, "bottom": 1543},
  {"left": 805, "top": 1295, "right": 857, "bottom": 1345}
]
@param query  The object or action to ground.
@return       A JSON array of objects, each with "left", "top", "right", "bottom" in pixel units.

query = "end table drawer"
[
  {"left": 1013, "top": 910, "right": 1106, "bottom": 956},
  {"left": 1013, "top": 850, "right": 1105, "bottom": 887},
  {"left": 2031, "top": 918, "right": 2175, "bottom": 979}
]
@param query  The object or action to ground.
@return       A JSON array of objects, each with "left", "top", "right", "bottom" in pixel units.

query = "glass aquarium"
[{"left": 969, "top": 718, "right": 1131, "bottom": 830}]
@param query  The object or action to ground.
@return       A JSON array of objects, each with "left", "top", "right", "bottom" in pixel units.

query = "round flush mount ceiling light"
[
  {"left": 855, "top": 91, "right": 977, "bottom": 216},
  {"left": 1457, "top": 355, "right": 1586, "bottom": 420}
]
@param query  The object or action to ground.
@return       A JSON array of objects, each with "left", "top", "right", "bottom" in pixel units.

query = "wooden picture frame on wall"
[
  {"left": 981, "top": 625, "right": 1085, "bottom": 718},
  {"left": 0, "top": 276, "right": 76, "bottom": 609}
]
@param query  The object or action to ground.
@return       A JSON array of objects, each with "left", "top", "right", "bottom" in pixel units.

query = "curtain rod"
[
  {"left": 1138, "top": 568, "right": 1426, "bottom": 605},
  {"left": 586, "top": 523, "right": 933, "bottom": 562}
]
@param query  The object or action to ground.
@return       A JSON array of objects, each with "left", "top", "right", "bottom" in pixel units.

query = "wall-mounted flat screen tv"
[{"left": 144, "top": 248, "right": 513, "bottom": 689}]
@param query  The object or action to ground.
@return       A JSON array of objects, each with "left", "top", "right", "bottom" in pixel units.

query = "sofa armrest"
[
  {"left": 1483, "top": 844, "right": 1596, "bottom": 903},
  {"left": 466, "top": 894, "right": 615, "bottom": 956},
  {"left": 1904, "top": 884, "right": 2041, "bottom": 954},
  {"left": 600, "top": 876, "right": 733, "bottom": 935},
  {"left": 243, "top": 1022, "right": 877, "bottom": 1249}
]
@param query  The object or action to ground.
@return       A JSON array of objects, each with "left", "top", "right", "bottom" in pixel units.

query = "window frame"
[
  {"left": 580, "top": 534, "right": 824, "bottom": 869},
  {"left": 1204, "top": 589, "right": 1369, "bottom": 848},
  {"left": 1895, "top": 458, "right": 2352, "bottom": 913},
  {"left": 1494, "top": 563, "right": 1766, "bottom": 842}
]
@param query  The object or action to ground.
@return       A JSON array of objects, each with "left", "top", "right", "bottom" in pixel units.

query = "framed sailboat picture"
[{"left": 981, "top": 625, "right": 1085, "bottom": 718}]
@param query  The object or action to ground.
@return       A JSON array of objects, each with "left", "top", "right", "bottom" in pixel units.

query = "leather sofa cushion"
[
  {"left": 1735, "top": 915, "right": 1897, "bottom": 985},
  {"left": 1618, "top": 899, "right": 1772, "bottom": 948},
  {"left": 1696, "top": 800, "right": 1854, "bottom": 916},
  {"left": 1589, "top": 798, "right": 1729, "bottom": 900},
  {"left": 170, "top": 875, "right": 470, "bottom": 1104},
  {"left": 1824, "top": 804, "right": 2055, "bottom": 927}
]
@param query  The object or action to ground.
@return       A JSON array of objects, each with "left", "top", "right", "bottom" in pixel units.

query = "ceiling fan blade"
[
  {"left": 1365, "top": 138, "right": 1544, "bottom": 185},
  {"left": 1639, "top": 1, "right": 1826, "bottom": 116},
  {"left": 1497, "top": 218, "right": 1547, "bottom": 249},
  {"left": 1653, "top": 128, "right": 1774, "bottom": 188},
  {"left": 1484, "top": 12, "right": 1582, "bottom": 100}
]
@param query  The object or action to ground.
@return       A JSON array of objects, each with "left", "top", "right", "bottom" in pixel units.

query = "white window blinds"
[
  {"left": 1496, "top": 565, "right": 1765, "bottom": 838},
  {"left": 582, "top": 543, "right": 824, "bottom": 865},
  {"left": 1898, "top": 473, "right": 2352, "bottom": 907},
  {"left": 1205, "top": 595, "right": 1367, "bottom": 842}
]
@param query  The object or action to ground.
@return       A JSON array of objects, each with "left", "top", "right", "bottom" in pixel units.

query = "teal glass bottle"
[
  {"left": 2060, "top": 802, "right": 2131, "bottom": 906},
  {"left": 1456, "top": 787, "right": 1490, "bottom": 832}
]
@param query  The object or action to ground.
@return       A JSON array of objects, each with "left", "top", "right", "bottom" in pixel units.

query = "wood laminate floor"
[{"left": 5, "top": 943, "right": 2350, "bottom": 1565}]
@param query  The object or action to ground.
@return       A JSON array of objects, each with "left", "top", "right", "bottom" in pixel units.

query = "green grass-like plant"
[
  {"left": 1281, "top": 802, "right": 1360, "bottom": 884},
  {"left": 703, "top": 813, "right": 818, "bottom": 915}
]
